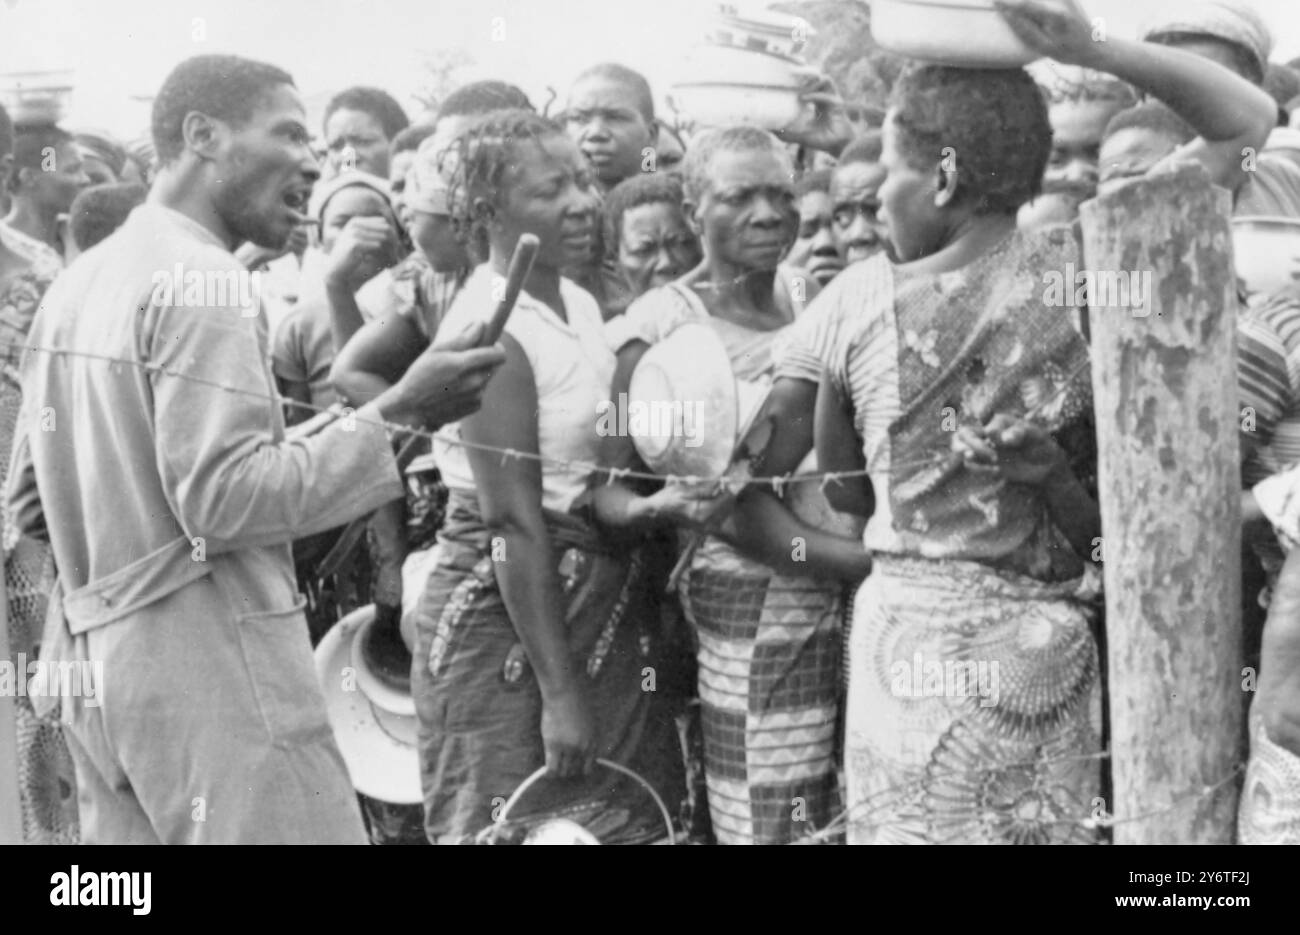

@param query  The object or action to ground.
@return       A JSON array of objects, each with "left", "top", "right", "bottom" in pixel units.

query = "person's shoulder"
[{"left": 813, "top": 252, "right": 895, "bottom": 315}]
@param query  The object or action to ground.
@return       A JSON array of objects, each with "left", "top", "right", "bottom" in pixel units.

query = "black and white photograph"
[{"left": 0, "top": 0, "right": 1297, "bottom": 874}]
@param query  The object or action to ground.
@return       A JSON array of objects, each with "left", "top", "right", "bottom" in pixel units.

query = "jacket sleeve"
[{"left": 146, "top": 282, "right": 404, "bottom": 555}]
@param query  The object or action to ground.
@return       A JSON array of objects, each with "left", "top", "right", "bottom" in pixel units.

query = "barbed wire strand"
[
  {"left": 1, "top": 342, "right": 1092, "bottom": 492},
  {"left": 4, "top": 341, "right": 1250, "bottom": 846}
]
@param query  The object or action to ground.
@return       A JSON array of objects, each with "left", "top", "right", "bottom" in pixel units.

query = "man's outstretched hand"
[{"left": 378, "top": 322, "right": 506, "bottom": 431}]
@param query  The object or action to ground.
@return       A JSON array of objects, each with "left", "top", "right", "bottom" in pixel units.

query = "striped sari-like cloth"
[{"left": 680, "top": 540, "right": 844, "bottom": 845}]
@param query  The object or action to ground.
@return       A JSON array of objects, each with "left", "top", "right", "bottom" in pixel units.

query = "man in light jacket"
[{"left": 5, "top": 55, "right": 504, "bottom": 843}]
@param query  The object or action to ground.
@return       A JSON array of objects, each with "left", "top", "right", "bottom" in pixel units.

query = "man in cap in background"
[{"left": 1142, "top": 0, "right": 1300, "bottom": 218}]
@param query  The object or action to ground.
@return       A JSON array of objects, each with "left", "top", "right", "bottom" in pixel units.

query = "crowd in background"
[{"left": 4, "top": 0, "right": 1300, "bottom": 845}]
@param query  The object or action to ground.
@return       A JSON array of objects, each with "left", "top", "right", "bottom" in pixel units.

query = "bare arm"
[
  {"left": 325, "top": 279, "right": 368, "bottom": 355},
  {"left": 733, "top": 377, "right": 871, "bottom": 579},
  {"left": 461, "top": 333, "right": 594, "bottom": 776},
  {"left": 814, "top": 369, "right": 874, "bottom": 517},
  {"left": 997, "top": 0, "right": 1276, "bottom": 191},
  {"left": 330, "top": 312, "right": 425, "bottom": 406}
]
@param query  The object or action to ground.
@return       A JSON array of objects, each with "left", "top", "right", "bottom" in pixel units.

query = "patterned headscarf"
[{"left": 403, "top": 128, "right": 461, "bottom": 217}]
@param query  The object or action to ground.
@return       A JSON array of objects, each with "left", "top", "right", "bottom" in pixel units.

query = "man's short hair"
[
  {"left": 390, "top": 123, "right": 437, "bottom": 158},
  {"left": 152, "top": 55, "right": 296, "bottom": 165},
  {"left": 7, "top": 123, "right": 74, "bottom": 193},
  {"left": 324, "top": 86, "right": 410, "bottom": 140},
  {"left": 1102, "top": 101, "right": 1196, "bottom": 147},
  {"left": 69, "top": 182, "right": 148, "bottom": 252},
  {"left": 572, "top": 63, "right": 655, "bottom": 124},
  {"left": 837, "top": 131, "right": 883, "bottom": 166},
  {"left": 437, "top": 81, "right": 533, "bottom": 120}
]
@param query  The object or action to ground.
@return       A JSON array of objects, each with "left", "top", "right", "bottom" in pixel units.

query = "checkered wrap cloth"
[{"left": 679, "top": 540, "right": 844, "bottom": 845}]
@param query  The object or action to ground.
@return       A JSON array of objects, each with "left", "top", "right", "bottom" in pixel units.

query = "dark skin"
[
  {"left": 150, "top": 82, "right": 505, "bottom": 436},
  {"left": 814, "top": 370, "right": 872, "bottom": 517},
  {"left": 817, "top": 108, "right": 1097, "bottom": 544},
  {"left": 457, "top": 132, "right": 602, "bottom": 778},
  {"left": 818, "top": 0, "right": 1276, "bottom": 552},
  {"left": 331, "top": 119, "right": 474, "bottom": 407},
  {"left": 277, "top": 187, "right": 400, "bottom": 425},
  {"left": 5, "top": 140, "right": 90, "bottom": 253},
  {"left": 595, "top": 145, "right": 868, "bottom": 580},
  {"left": 322, "top": 188, "right": 403, "bottom": 352}
]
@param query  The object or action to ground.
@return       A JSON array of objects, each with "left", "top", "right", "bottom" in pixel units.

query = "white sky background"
[{"left": 3, "top": 0, "right": 1300, "bottom": 140}]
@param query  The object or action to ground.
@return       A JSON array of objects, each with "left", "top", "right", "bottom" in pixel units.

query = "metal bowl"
[
  {"left": 0, "top": 70, "right": 75, "bottom": 125},
  {"left": 1232, "top": 216, "right": 1300, "bottom": 298},
  {"left": 871, "top": 0, "right": 1046, "bottom": 68},
  {"left": 669, "top": 43, "right": 807, "bottom": 131}
]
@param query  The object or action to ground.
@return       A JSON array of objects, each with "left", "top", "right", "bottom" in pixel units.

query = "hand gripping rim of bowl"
[{"left": 481, "top": 758, "right": 678, "bottom": 845}]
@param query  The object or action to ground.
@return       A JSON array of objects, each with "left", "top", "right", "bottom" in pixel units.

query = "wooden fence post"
[{"left": 1079, "top": 162, "right": 1243, "bottom": 844}]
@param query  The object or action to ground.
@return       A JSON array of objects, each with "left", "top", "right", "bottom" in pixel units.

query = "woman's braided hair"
[{"left": 441, "top": 108, "right": 567, "bottom": 249}]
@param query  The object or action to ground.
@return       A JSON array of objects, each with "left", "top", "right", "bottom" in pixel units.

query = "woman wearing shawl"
[
  {"left": 595, "top": 126, "right": 870, "bottom": 844},
  {"left": 814, "top": 0, "right": 1276, "bottom": 844}
]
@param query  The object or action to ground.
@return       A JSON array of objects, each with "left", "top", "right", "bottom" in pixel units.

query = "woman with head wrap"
[
  {"left": 73, "top": 129, "right": 130, "bottom": 186},
  {"left": 273, "top": 170, "right": 401, "bottom": 421}
]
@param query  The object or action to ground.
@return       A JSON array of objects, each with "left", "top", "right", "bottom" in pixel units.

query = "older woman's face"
[
  {"left": 617, "top": 200, "right": 700, "bottom": 296},
  {"left": 693, "top": 147, "right": 797, "bottom": 272},
  {"left": 878, "top": 111, "right": 946, "bottom": 264}
]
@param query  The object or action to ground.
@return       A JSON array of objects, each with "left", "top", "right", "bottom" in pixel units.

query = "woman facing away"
[
  {"left": 815, "top": 0, "right": 1275, "bottom": 844},
  {"left": 410, "top": 109, "right": 684, "bottom": 843},
  {"left": 594, "top": 126, "right": 871, "bottom": 844}
]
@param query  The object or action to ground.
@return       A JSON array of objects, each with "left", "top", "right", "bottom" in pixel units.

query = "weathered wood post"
[{"left": 1079, "top": 162, "right": 1243, "bottom": 844}]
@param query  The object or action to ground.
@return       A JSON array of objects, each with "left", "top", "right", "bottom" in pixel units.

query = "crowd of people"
[{"left": 3, "top": 0, "right": 1300, "bottom": 845}]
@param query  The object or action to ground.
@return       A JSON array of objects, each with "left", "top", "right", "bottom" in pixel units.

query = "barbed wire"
[
  {"left": 3, "top": 340, "right": 1245, "bottom": 846},
  {"left": 0, "top": 341, "right": 1092, "bottom": 494}
]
